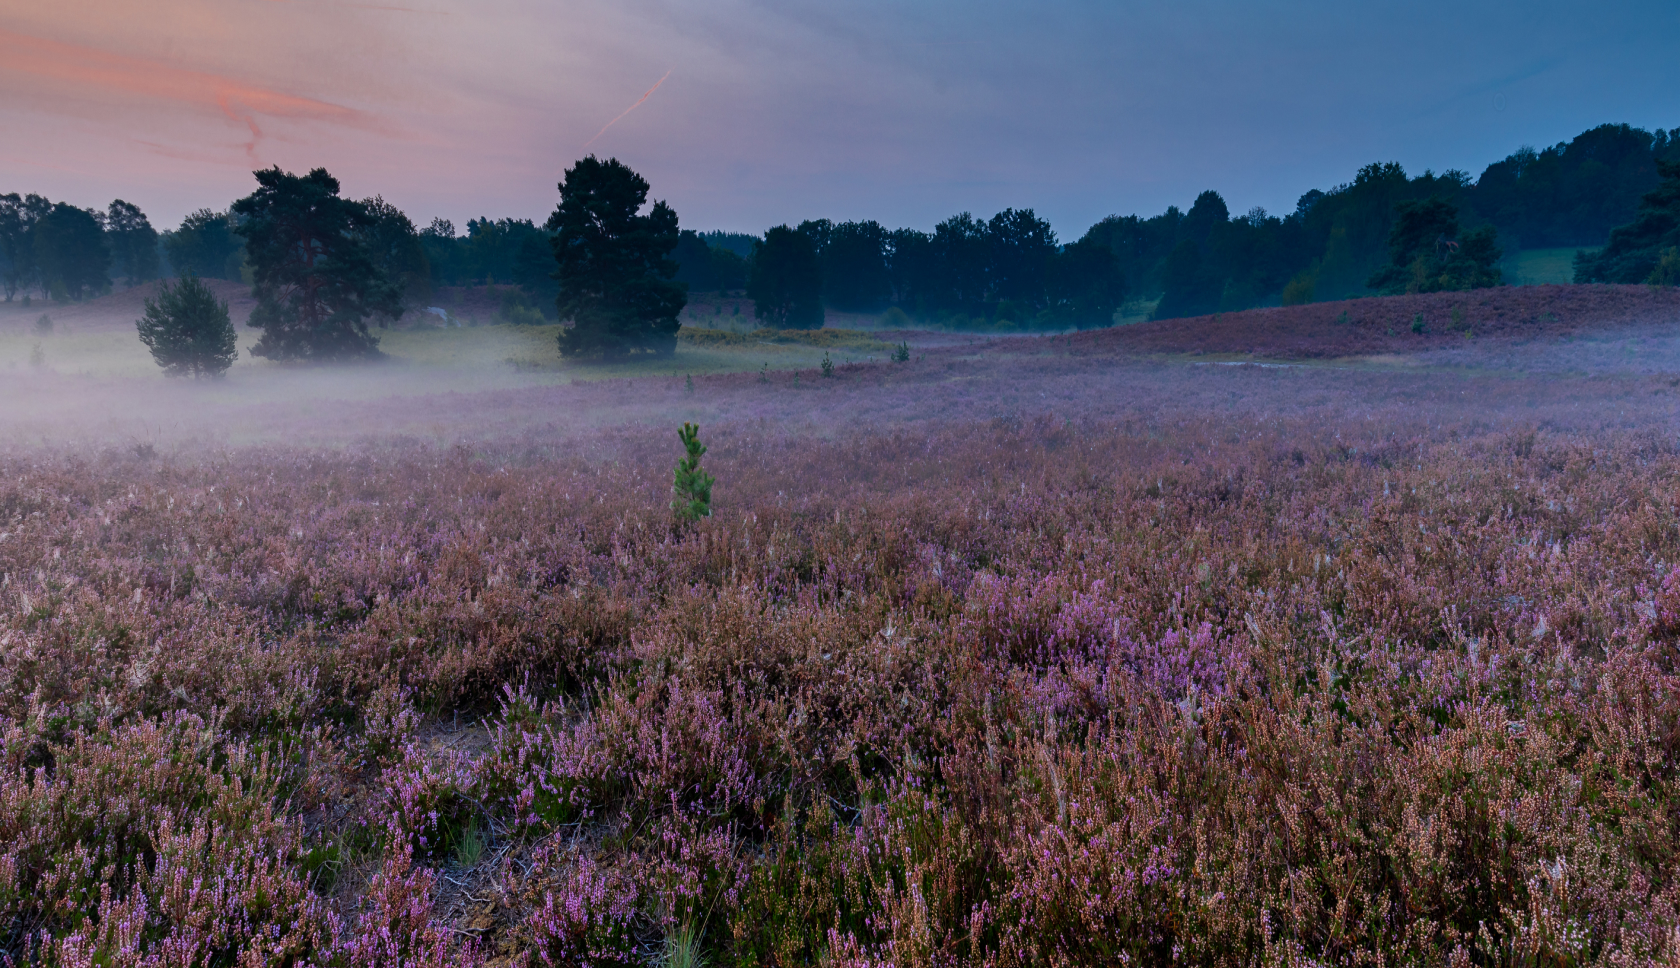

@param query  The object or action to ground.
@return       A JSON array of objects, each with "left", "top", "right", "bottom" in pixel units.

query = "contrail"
[{"left": 584, "top": 68, "right": 673, "bottom": 148}]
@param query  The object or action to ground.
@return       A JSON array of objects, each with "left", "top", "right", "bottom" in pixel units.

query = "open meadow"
[{"left": 5, "top": 284, "right": 1680, "bottom": 965}]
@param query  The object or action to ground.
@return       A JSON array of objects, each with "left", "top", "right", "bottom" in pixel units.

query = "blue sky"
[{"left": 2, "top": 0, "right": 1677, "bottom": 238}]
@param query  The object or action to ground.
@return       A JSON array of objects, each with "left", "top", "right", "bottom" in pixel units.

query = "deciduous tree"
[
  {"left": 1574, "top": 159, "right": 1680, "bottom": 284},
  {"left": 749, "top": 225, "right": 823, "bottom": 330},
  {"left": 1046, "top": 237, "right": 1126, "bottom": 328},
  {"left": 359, "top": 195, "right": 431, "bottom": 321},
  {"left": 106, "top": 199, "right": 159, "bottom": 286},
  {"left": 819, "top": 220, "right": 892, "bottom": 312},
  {"left": 0, "top": 193, "right": 35, "bottom": 301},
  {"left": 33, "top": 202, "right": 110, "bottom": 300},
  {"left": 164, "top": 209, "right": 243, "bottom": 280},
  {"left": 1367, "top": 197, "right": 1501, "bottom": 294}
]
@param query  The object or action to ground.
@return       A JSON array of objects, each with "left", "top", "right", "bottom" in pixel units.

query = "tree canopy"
[
  {"left": 359, "top": 196, "right": 431, "bottom": 320},
  {"left": 232, "top": 167, "right": 401, "bottom": 362},
  {"left": 672, "top": 229, "right": 750, "bottom": 293},
  {"left": 749, "top": 225, "right": 823, "bottom": 329},
  {"left": 164, "top": 209, "right": 245, "bottom": 281},
  {"left": 546, "top": 156, "right": 685, "bottom": 358},
  {"left": 815, "top": 220, "right": 892, "bottom": 312},
  {"left": 1366, "top": 198, "right": 1502, "bottom": 295},
  {"left": 0, "top": 194, "right": 46, "bottom": 301},
  {"left": 33, "top": 202, "right": 110, "bottom": 301},
  {"left": 1575, "top": 159, "right": 1680, "bottom": 284},
  {"left": 106, "top": 200, "right": 159, "bottom": 286},
  {"left": 2, "top": 193, "right": 164, "bottom": 302}
]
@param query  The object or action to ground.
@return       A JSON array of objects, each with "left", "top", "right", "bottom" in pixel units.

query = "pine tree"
[
  {"left": 232, "top": 167, "right": 401, "bottom": 361},
  {"left": 547, "top": 156, "right": 685, "bottom": 359},
  {"left": 672, "top": 423, "right": 714, "bottom": 523},
  {"left": 136, "top": 275, "right": 238, "bottom": 378}
]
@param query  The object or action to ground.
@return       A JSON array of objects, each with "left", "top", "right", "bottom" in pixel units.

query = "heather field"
[{"left": 7, "top": 286, "right": 1680, "bottom": 965}]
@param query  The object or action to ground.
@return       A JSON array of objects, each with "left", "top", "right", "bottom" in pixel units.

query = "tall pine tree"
[
  {"left": 232, "top": 167, "right": 401, "bottom": 361},
  {"left": 546, "top": 156, "right": 684, "bottom": 359}
]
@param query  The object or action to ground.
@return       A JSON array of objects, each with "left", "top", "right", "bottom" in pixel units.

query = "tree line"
[
  {"left": 0, "top": 195, "right": 160, "bottom": 301},
  {"left": 729, "top": 122, "right": 1680, "bottom": 328},
  {"left": 13, "top": 121, "right": 1673, "bottom": 326},
  {"left": 13, "top": 120, "right": 1680, "bottom": 374}
]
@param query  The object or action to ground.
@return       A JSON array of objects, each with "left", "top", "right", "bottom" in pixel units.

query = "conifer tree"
[
  {"left": 232, "top": 167, "right": 401, "bottom": 361},
  {"left": 136, "top": 275, "right": 238, "bottom": 378},
  {"left": 547, "top": 156, "right": 685, "bottom": 358},
  {"left": 672, "top": 422, "right": 714, "bottom": 523}
]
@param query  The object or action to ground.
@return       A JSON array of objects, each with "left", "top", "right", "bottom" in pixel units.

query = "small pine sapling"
[
  {"left": 686, "top": 374, "right": 695, "bottom": 393},
  {"left": 1411, "top": 313, "right": 1427, "bottom": 335},
  {"left": 672, "top": 422, "right": 714, "bottom": 523},
  {"left": 892, "top": 340, "right": 911, "bottom": 363},
  {"left": 34, "top": 314, "right": 52, "bottom": 335},
  {"left": 821, "top": 352, "right": 834, "bottom": 377}
]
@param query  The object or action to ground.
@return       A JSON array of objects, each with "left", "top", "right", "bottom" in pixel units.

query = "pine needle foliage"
[
  {"left": 672, "top": 422, "right": 714, "bottom": 523},
  {"left": 232, "top": 167, "right": 401, "bottom": 362},
  {"left": 136, "top": 274, "right": 238, "bottom": 378},
  {"left": 548, "top": 156, "right": 685, "bottom": 359}
]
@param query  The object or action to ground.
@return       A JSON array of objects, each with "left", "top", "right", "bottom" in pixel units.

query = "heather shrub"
[
  {"left": 0, "top": 710, "right": 328, "bottom": 963},
  {"left": 4, "top": 400, "right": 1680, "bottom": 964},
  {"left": 380, "top": 745, "right": 479, "bottom": 861},
  {"left": 523, "top": 846, "right": 641, "bottom": 966}
]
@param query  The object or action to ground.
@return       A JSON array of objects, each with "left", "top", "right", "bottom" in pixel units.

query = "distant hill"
[{"left": 1063, "top": 284, "right": 1680, "bottom": 360}]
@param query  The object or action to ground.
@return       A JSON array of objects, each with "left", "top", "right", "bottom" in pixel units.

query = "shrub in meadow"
[{"left": 136, "top": 273, "right": 239, "bottom": 378}]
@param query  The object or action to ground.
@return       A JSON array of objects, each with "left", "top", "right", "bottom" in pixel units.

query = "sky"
[{"left": 2, "top": 1, "right": 1678, "bottom": 240}]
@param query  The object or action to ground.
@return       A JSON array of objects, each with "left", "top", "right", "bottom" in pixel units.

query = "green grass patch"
[{"left": 1502, "top": 248, "right": 1579, "bottom": 286}]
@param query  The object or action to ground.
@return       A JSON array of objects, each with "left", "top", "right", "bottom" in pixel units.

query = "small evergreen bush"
[
  {"left": 137, "top": 275, "right": 238, "bottom": 378},
  {"left": 672, "top": 422, "right": 714, "bottom": 523}
]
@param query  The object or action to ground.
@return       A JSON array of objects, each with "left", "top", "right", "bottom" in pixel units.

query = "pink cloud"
[{"left": 0, "top": 28, "right": 377, "bottom": 162}]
